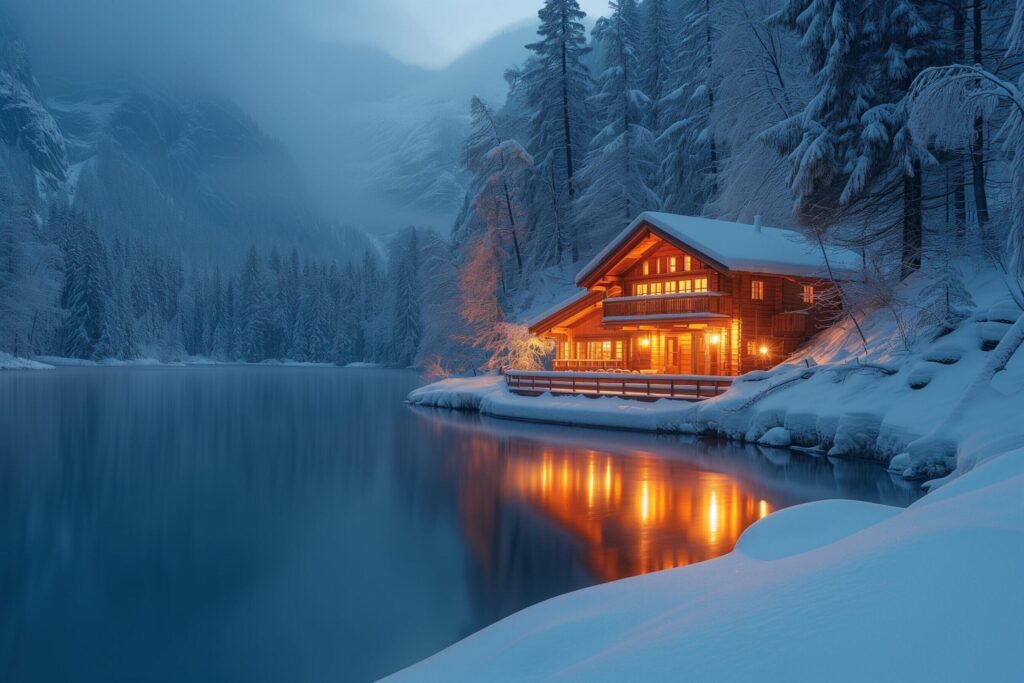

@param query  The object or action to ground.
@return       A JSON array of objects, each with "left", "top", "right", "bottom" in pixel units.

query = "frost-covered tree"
[
  {"left": 577, "top": 0, "right": 661, "bottom": 248},
  {"left": 656, "top": 0, "right": 719, "bottom": 213},
  {"left": 766, "top": 0, "right": 944, "bottom": 279},
  {"left": 523, "top": 0, "right": 594, "bottom": 262}
]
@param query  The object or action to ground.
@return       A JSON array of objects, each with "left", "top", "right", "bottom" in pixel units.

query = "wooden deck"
[{"left": 505, "top": 370, "right": 733, "bottom": 401}]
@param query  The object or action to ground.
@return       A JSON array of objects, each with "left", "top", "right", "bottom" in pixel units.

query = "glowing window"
[
  {"left": 668, "top": 256, "right": 677, "bottom": 272},
  {"left": 679, "top": 280, "right": 692, "bottom": 293},
  {"left": 683, "top": 255, "right": 692, "bottom": 271},
  {"left": 602, "top": 340, "right": 612, "bottom": 359},
  {"left": 635, "top": 283, "right": 648, "bottom": 296},
  {"left": 643, "top": 261, "right": 650, "bottom": 275},
  {"left": 651, "top": 281, "right": 664, "bottom": 295},
  {"left": 751, "top": 280, "right": 764, "bottom": 300},
  {"left": 665, "top": 281, "right": 677, "bottom": 294},
  {"left": 615, "top": 340, "right": 623, "bottom": 359},
  {"left": 694, "top": 278, "right": 708, "bottom": 293},
  {"left": 802, "top": 285, "right": 815, "bottom": 304}
]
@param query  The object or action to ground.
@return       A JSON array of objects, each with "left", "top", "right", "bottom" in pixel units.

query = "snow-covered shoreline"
[{"left": 411, "top": 273, "right": 1024, "bottom": 481}]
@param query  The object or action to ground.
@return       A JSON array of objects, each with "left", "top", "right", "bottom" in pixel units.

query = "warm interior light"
[
  {"left": 709, "top": 333, "right": 721, "bottom": 345},
  {"left": 639, "top": 337, "right": 651, "bottom": 348},
  {"left": 759, "top": 345, "right": 769, "bottom": 355}
]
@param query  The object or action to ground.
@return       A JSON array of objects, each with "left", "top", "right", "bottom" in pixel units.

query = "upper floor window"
[
  {"left": 651, "top": 281, "right": 664, "bottom": 295},
  {"left": 679, "top": 280, "right": 693, "bottom": 293},
  {"left": 634, "top": 283, "right": 649, "bottom": 296},
  {"left": 643, "top": 261, "right": 650, "bottom": 275},
  {"left": 802, "top": 285, "right": 815, "bottom": 304},
  {"left": 751, "top": 280, "right": 764, "bottom": 300},
  {"left": 668, "top": 256, "right": 677, "bottom": 273},
  {"left": 694, "top": 278, "right": 708, "bottom": 293},
  {"left": 683, "top": 255, "right": 692, "bottom": 271},
  {"left": 665, "top": 281, "right": 677, "bottom": 294}
]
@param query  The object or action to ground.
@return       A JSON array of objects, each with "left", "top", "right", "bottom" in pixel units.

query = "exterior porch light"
[
  {"left": 759, "top": 345, "right": 769, "bottom": 356},
  {"left": 639, "top": 337, "right": 651, "bottom": 348},
  {"left": 709, "top": 333, "right": 721, "bottom": 346}
]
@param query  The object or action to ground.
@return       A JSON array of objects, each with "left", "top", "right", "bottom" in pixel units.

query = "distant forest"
[{"left": 3, "top": 0, "right": 1024, "bottom": 369}]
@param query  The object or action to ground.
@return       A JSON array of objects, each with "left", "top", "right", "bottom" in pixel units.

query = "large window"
[
  {"left": 679, "top": 280, "right": 693, "bottom": 293},
  {"left": 634, "top": 283, "right": 649, "bottom": 296},
  {"left": 665, "top": 280, "right": 677, "bottom": 294},
  {"left": 694, "top": 278, "right": 708, "bottom": 293},
  {"left": 802, "top": 285, "right": 815, "bottom": 304},
  {"left": 651, "top": 281, "right": 664, "bottom": 295},
  {"left": 751, "top": 280, "right": 764, "bottom": 300}
]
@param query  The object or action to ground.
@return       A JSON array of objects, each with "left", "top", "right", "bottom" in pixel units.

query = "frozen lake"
[{"left": 0, "top": 366, "right": 921, "bottom": 681}]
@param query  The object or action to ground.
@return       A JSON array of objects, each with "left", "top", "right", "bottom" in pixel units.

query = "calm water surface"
[{"left": 0, "top": 367, "right": 921, "bottom": 681}]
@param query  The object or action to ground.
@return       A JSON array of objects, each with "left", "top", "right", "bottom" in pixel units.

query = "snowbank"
[
  {"left": 0, "top": 353, "right": 55, "bottom": 370},
  {"left": 410, "top": 270, "right": 1024, "bottom": 479},
  {"left": 388, "top": 446, "right": 1024, "bottom": 682}
]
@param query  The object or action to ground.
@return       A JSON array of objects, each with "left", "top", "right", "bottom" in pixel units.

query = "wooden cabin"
[{"left": 528, "top": 212, "right": 861, "bottom": 378}]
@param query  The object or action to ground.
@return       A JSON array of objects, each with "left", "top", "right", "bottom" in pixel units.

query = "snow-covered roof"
[
  {"left": 576, "top": 212, "right": 862, "bottom": 285},
  {"left": 526, "top": 289, "right": 599, "bottom": 330}
]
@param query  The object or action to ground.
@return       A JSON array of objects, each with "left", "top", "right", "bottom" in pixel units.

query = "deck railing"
[
  {"left": 505, "top": 370, "right": 733, "bottom": 401},
  {"left": 602, "top": 293, "right": 730, "bottom": 320},
  {"left": 552, "top": 358, "right": 625, "bottom": 371}
]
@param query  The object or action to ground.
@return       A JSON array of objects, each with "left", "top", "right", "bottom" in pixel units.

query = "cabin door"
[
  {"left": 666, "top": 337, "right": 679, "bottom": 374},
  {"left": 693, "top": 333, "right": 709, "bottom": 375}
]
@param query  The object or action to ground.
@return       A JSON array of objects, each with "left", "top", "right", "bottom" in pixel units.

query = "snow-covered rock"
[{"left": 758, "top": 426, "right": 792, "bottom": 448}]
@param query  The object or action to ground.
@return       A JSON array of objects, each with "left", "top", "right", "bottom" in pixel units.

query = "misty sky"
[
  {"left": 5, "top": 0, "right": 608, "bottom": 234},
  {"left": 10, "top": 0, "right": 607, "bottom": 70}
]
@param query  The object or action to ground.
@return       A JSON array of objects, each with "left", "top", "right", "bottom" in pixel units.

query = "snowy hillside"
[{"left": 0, "top": 23, "right": 67, "bottom": 190}]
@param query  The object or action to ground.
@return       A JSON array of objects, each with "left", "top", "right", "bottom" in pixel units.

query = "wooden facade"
[{"left": 529, "top": 217, "right": 842, "bottom": 377}]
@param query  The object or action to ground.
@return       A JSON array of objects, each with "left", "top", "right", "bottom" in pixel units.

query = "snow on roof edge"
[{"left": 575, "top": 212, "right": 862, "bottom": 285}]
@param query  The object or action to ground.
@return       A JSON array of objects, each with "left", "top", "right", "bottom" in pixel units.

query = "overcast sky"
[
  {"left": 5, "top": 0, "right": 610, "bottom": 233},
  {"left": 315, "top": 0, "right": 608, "bottom": 67},
  {"left": 10, "top": 0, "right": 608, "bottom": 71}
]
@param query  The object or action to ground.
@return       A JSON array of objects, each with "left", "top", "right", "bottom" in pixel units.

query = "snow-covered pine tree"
[
  {"left": 766, "top": 0, "right": 943, "bottom": 279},
  {"left": 238, "top": 245, "right": 270, "bottom": 362},
  {"left": 523, "top": 0, "right": 594, "bottom": 263},
  {"left": 390, "top": 228, "right": 422, "bottom": 367},
  {"left": 656, "top": 0, "right": 718, "bottom": 214},
  {"left": 576, "top": 0, "right": 661, "bottom": 250}
]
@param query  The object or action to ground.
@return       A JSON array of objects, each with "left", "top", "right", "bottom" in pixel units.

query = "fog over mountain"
[{"left": 4, "top": 0, "right": 545, "bottom": 235}]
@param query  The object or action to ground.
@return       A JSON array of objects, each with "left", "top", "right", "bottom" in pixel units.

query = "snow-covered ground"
[
  {"left": 389, "top": 445, "right": 1024, "bottom": 682},
  {"left": 410, "top": 269, "right": 1024, "bottom": 480},
  {"left": 0, "top": 352, "right": 55, "bottom": 370}
]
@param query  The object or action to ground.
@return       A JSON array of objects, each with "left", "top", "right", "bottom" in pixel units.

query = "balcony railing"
[
  {"left": 602, "top": 292, "right": 730, "bottom": 320},
  {"left": 553, "top": 358, "right": 625, "bottom": 371}
]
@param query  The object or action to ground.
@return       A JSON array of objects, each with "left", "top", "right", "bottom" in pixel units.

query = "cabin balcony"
[
  {"left": 602, "top": 292, "right": 731, "bottom": 323},
  {"left": 552, "top": 358, "right": 626, "bottom": 372}
]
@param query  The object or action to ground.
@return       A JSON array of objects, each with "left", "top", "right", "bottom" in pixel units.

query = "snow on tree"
[
  {"left": 656, "top": 0, "right": 719, "bottom": 214},
  {"left": 576, "top": 0, "right": 661, "bottom": 250},
  {"left": 523, "top": 0, "right": 594, "bottom": 262}
]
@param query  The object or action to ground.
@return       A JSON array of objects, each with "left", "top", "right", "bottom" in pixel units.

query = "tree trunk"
[
  {"left": 705, "top": 0, "right": 718, "bottom": 197},
  {"left": 972, "top": 1, "right": 990, "bottom": 226},
  {"left": 953, "top": 0, "right": 968, "bottom": 240},
  {"left": 901, "top": 161, "right": 923, "bottom": 280},
  {"left": 559, "top": 7, "right": 579, "bottom": 262}
]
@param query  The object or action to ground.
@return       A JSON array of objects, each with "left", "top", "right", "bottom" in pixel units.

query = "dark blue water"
[{"left": 0, "top": 366, "right": 920, "bottom": 682}]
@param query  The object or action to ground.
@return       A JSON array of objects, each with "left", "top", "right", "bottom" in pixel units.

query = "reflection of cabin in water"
[{"left": 513, "top": 212, "right": 860, "bottom": 399}]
